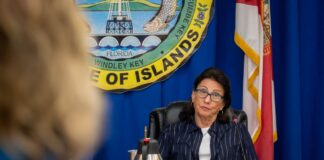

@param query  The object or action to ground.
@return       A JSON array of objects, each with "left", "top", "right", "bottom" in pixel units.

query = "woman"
[
  {"left": 0, "top": 0, "right": 103, "bottom": 159},
  {"left": 159, "top": 67, "right": 257, "bottom": 160}
]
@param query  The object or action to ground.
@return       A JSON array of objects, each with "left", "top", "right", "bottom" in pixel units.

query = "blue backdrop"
[{"left": 93, "top": 0, "right": 324, "bottom": 159}]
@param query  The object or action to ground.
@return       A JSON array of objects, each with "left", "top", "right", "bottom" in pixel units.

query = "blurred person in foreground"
[
  {"left": 159, "top": 67, "right": 256, "bottom": 160},
  {"left": 0, "top": 0, "right": 104, "bottom": 159}
]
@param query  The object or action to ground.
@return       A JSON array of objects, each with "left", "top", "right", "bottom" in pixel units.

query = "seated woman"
[{"left": 158, "top": 67, "right": 257, "bottom": 160}]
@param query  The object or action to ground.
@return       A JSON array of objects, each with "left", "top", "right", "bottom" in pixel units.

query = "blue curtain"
[
  {"left": 93, "top": 0, "right": 324, "bottom": 159},
  {"left": 271, "top": 0, "right": 324, "bottom": 159}
]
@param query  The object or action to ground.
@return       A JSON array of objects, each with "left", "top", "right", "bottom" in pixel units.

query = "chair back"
[{"left": 148, "top": 101, "right": 248, "bottom": 139}]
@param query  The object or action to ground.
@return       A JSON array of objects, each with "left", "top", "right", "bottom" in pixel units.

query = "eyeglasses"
[{"left": 195, "top": 88, "right": 224, "bottom": 102}]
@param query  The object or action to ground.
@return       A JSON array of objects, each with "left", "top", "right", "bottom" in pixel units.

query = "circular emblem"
[{"left": 78, "top": 0, "right": 214, "bottom": 92}]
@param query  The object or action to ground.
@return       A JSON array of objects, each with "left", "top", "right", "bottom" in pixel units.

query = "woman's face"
[{"left": 192, "top": 78, "right": 225, "bottom": 119}]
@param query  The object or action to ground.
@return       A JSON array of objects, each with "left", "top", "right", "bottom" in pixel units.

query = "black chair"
[{"left": 148, "top": 101, "right": 248, "bottom": 139}]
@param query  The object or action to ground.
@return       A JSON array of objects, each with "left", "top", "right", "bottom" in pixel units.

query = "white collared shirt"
[{"left": 199, "top": 127, "right": 211, "bottom": 160}]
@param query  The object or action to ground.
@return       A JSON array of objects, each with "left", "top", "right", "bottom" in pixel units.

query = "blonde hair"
[{"left": 0, "top": 0, "right": 103, "bottom": 159}]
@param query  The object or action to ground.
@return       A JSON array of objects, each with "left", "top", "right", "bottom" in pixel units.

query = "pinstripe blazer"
[{"left": 158, "top": 119, "right": 257, "bottom": 160}]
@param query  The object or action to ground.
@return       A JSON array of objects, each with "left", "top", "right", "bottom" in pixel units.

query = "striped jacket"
[{"left": 158, "top": 119, "right": 257, "bottom": 160}]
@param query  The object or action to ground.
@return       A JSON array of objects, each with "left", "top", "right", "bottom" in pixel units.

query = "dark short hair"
[{"left": 180, "top": 67, "right": 232, "bottom": 123}]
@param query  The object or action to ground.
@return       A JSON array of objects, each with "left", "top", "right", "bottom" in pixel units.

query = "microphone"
[{"left": 233, "top": 117, "right": 247, "bottom": 160}]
